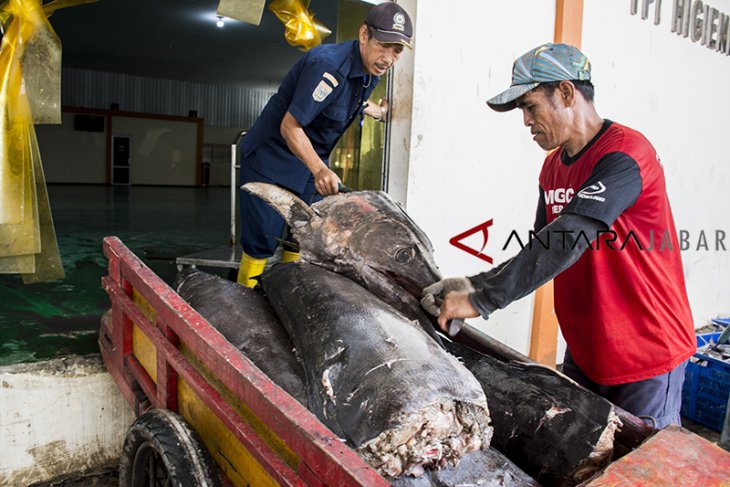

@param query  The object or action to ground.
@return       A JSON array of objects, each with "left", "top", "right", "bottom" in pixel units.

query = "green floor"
[{"left": 0, "top": 185, "right": 232, "bottom": 365}]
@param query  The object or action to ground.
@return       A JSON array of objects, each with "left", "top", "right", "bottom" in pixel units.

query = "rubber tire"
[{"left": 119, "top": 409, "right": 220, "bottom": 487}]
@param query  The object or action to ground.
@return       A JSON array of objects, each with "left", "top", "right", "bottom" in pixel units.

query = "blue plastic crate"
[
  {"left": 712, "top": 317, "right": 730, "bottom": 328},
  {"left": 681, "top": 333, "right": 730, "bottom": 432}
]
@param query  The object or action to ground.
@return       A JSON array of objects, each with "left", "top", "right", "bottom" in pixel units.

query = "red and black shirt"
[{"left": 538, "top": 120, "right": 695, "bottom": 384}]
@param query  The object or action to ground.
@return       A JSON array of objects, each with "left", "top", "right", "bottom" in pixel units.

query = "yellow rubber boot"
[
  {"left": 237, "top": 253, "right": 267, "bottom": 288},
  {"left": 280, "top": 250, "right": 301, "bottom": 263}
]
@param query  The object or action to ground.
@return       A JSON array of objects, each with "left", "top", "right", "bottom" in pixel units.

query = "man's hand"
[
  {"left": 314, "top": 166, "right": 341, "bottom": 196},
  {"left": 436, "top": 292, "right": 479, "bottom": 331},
  {"left": 375, "top": 98, "right": 389, "bottom": 121},
  {"left": 421, "top": 277, "right": 475, "bottom": 316},
  {"left": 280, "top": 112, "right": 341, "bottom": 195},
  {"left": 364, "top": 98, "right": 389, "bottom": 121},
  {"left": 421, "top": 277, "right": 479, "bottom": 333}
]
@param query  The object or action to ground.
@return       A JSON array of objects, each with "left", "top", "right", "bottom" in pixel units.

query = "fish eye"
[{"left": 394, "top": 246, "right": 415, "bottom": 264}]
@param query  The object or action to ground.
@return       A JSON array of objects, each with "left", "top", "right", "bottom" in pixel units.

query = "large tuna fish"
[
  {"left": 242, "top": 182, "right": 449, "bottom": 344},
  {"left": 445, "top": 340, "right": 619, "bottom": 486},
  {"left": 174, "top": 267, "right": 307, "bottom": 405},
  {"left": 261, "top": 263, "right": 493, "bottom": 478},
  {"left": 391, "top": 448, "right": 541, "bottom": 486}
]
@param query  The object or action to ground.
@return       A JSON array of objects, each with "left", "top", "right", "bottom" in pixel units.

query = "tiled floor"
[{"left": 0, "top": 185, "right": 232, "bottom": 365}]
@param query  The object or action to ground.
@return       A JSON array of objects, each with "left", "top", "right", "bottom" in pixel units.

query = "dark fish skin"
[
  {"left": 390, "top": 448, "right": 541, "bottom": 487},
  {"left": 174, "top": 267, "right": 308, "bottom": 405},
  {"left": 262, "top": 262, "right": 492, "bottom": 478},
  {"left": 444, "top": 340, "right": 618, "bottom": 486},
  {"left": 173, "top": 268, "right": 537, "bottom": 484},
  {"left": 390, "top": 473, "right": 434, "bottom": 486},
  {"left": 242, "top": 183, "right": 445, "bottom": 346},
  {"left": 429, "top": 448, "right": 542, "bottom": 487}
]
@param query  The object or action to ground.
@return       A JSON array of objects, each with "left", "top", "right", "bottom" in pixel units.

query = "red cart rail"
[
  {"left": 100, "top": 235, "right": 730, "bottom": 486},
  {"left": 99, "top": 236, "right": 388, "bottom": 486}
]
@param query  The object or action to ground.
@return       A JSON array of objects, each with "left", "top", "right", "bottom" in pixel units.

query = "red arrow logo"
[{"left": 449, "top": 219, "right": 493, "bottom": 264}]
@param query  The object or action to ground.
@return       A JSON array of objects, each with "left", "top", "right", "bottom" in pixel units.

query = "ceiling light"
[{"left": 216, "top": 15, "right": 225, "bottom": 28}]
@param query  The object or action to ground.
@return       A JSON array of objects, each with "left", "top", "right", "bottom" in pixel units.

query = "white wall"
[
  {"left": 204, "top": 126, "right": 247, "bottom": 146},
  {"left": 39, "top": 113, "right": 202, "bottom": 186},
  {"left": 0, "top": 356, "right": 134, "bottom": 485},
  {"left": 394, "top": 0, "right": 730, "bottom": 356},
  {"left": 114, "top": 117, "right": 199, "bottom": 186},
  {"left": 582, "top": 0, "right": 730, "bottom": 324},
  {"left": 398, "top": 1, "right": 556, "bottom": 354},
  {"left": 37, "top": 113, "right": 106, "bottom": 184}
]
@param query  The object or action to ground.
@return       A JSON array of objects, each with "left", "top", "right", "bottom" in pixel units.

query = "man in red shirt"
[{"left": 422, "top": 43, "right": 696, "bottom": 429}]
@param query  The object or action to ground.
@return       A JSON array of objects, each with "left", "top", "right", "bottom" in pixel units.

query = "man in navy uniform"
[{"left": 237, "top": 2, "right": 413, "bottom": 287}]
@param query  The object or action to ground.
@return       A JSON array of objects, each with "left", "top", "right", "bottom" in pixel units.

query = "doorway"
[{"left": 111, "top": 135, "right": 131, "bottom": 185}]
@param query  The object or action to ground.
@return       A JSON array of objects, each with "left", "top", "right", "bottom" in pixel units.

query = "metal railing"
[{"left": 230, "top": 130, "right": 247, "bottom": 246}]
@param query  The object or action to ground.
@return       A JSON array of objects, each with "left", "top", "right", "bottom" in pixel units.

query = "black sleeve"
[
  {"left": 562, "top": 152, "right": 642, "bottom": 228},
  {"left": 473, "top": 256, "right": 513, "bottom": 283},
  {"left": 534, "top": 187, "right": 547, "bottom": 232},
  {"left": 466, "top": 213, "right": 606, "bottom": 319}
]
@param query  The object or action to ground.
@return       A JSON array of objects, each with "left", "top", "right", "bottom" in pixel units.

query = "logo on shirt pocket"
[{"left": 312, "top": 80, "right": 333, "bottom": 102}]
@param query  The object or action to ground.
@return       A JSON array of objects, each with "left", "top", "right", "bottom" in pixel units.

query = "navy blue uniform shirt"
[{"left": 242, "top": 40, "right": 380, "bottom": 192}]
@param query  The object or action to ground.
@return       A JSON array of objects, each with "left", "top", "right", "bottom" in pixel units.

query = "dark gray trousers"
[{"left": 562, "top": 349, "right": 687, "bottom": 429}]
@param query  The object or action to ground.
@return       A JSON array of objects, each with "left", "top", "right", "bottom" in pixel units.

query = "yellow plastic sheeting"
[
  {"left": 0, "top": 2, "right": 28, "bottom": 226},
  {"left": 0, "top": 0, "right": 93, "bottom": 281},
  {"left": 21, "top": 9, "right": 61, "bottom": 124},
  {"left": 269, "top": 0, "right": 332, "bottom": 51},
  {"left": 0, "top": 254, "right": 34, "bottom": 273},
  {"left": 22, "top": 127, "right": 64, "bottom": 283},
  {"left": 42, "top": 0, "right": 97, "bottom": 17},
  {"left": 0, "top": 121, "right": 39, "bottom": 257},
  {"left": 217, "top": 0, "right": 267, "bottom": 27}
]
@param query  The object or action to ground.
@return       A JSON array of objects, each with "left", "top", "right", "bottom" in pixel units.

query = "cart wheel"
[{"left": 119, "top": 409, "right": 220, "bottom": 487}]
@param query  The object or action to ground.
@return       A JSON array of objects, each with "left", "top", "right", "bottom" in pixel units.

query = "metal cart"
[{"left": 175, "top": 130, "right": 247, "bottom": 272}]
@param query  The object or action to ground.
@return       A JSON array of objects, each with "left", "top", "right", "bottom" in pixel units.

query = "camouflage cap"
[{"left": 487, "top": 43, "right": 591, "bottom": 112}]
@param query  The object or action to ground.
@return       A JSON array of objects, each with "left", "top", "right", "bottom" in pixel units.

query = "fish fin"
[{"left": 242, "top": 182, "right": 317, "bottom": 225}]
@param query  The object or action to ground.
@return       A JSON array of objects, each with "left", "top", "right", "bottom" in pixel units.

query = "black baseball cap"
[{"left": 365, "top": 2, "right": 413, "bottom": 49}]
